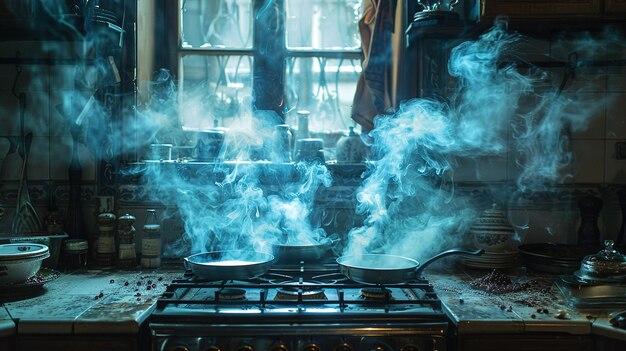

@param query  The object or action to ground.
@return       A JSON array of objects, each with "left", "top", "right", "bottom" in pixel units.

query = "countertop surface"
[
  {"left": 425, "top": 267, "right": 626, "bottom": 341},
  {"left": 0, "top": 267, "right": 182, "bottom": 335},
  {"left": 1, "top": 265, "right": 625, "bottom": 342}
]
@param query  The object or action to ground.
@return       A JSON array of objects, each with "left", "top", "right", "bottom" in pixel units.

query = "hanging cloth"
[{"left": 351, "top": 0, "right": 397, "bottom": 132}]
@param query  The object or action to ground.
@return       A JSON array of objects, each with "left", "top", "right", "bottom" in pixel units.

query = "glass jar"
[
  {"left": 140, "top": 209, "right": 162, "bottom": 269},
  {"left": 117, "top": 213, "right": 137, "bottom": 269},
  {"left": 62, "top": 239, "right": 88, "bottom": 270},
  {"left": 94, "top": 212, "right": 117, "bottom": 267}
]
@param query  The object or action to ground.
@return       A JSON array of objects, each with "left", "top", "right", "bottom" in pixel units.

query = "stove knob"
[
  {"left": 269, "top": 344, "right": 288, "bottom": 351},
  {"left": 333, "top": 343, "right": 353, "bottom": 351},
  {"left": 236, "top": 345, "right": 254, "bottom": 351},
  {"left": 301, "top": 343, "right": 320, "bottom": 351},
  {"left": 400, "top": 345, "right": 421, "bottom": 351},
  {"left": 171, "top": 347, "right": 189, "bottom": 351},
  {"left": 206, "top": 346, "right": 221, "bottom": 351}
]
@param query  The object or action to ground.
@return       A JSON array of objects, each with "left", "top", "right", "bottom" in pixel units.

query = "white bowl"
[{"left": 0, "top": 243, "right": 50, "bottom": 284}]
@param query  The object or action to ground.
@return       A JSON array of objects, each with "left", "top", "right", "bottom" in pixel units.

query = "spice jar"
[
  {"left": 117, "top": 213, "right": 137, "bottom": 269},
  {"left": 62, "top": 239, "right": 88, "bottom": 270},
  {"left": 140, "top": 209, "right": 162, "bottom": 269},
  {"left": 94, "top": 212, "right": 117, "bottom": 267}
]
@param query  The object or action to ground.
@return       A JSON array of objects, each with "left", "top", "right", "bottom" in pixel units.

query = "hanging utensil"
[{"left": 12, "top": 131, "right": 42, "bottom": 234}]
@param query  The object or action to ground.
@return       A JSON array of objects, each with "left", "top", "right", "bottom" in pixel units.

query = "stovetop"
[{"left": 151, "top": 262, "right": 446, "bottom": 323}]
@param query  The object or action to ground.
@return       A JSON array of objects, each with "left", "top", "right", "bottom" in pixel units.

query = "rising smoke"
[
  {"left": 343, "top": 19, "right": 615, "bottom": 260},
  {"left": 17, "top": 2, "right": 621, "bottom": 261}
]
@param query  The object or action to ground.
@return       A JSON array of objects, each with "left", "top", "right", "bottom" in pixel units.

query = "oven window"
[{"left": 178, "top": 0, "right": 362, "bottom": 133}]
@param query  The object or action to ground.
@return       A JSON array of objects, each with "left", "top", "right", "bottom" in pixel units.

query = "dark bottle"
[
  {"left": 577, "top": 195, "right": 603, "bottom": 246},
  {"left": 63, "top": 125, "right": 88, "bottom": 262}
]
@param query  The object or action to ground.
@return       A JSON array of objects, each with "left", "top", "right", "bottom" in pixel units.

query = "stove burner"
[
  {"left": 219, "top": 288, "right": 247, "bottom": 300},
  {"left": 361, "top": 287, "right": 392, "bottom": 300},
  {"left": 275, "top": 282, "right": 326, "bottom": 300}
]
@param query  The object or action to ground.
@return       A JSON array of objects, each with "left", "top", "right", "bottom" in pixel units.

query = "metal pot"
[
  {"left": 337, "top": 248, "right": 483, "bottom": 285},
  {"left": 271, "top": 238, "right": 336, "bottom": 263},
  {"left": 184, "top": 250, "right": 275, "bottom": 281}
]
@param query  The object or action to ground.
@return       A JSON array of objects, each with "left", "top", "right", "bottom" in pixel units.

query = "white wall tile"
[
  {"left": 606, "top": 93, "right": 626, "bottom": 139},
  {"left": 28, "top": 136, "right": 50, "bottom": 180},
  {"left": 49, "top": 136, "right": 96, "bottom": 181},
  {"left": 453, "top": 155, "right": 507, "bottom": 182},
  {"left": 605, "top": 140, "right": 626, "bottom": 184},
  {"left": 568, "top": 92, "right": 606, "bottom": 140},
  {"left": 511, "top": 209, "right": 579, "bottom": 244},
  {"left": 607, "top": 66, "right": 626, "bottom": 92},
  {"left": 0, "top": 90, "right": 50, "bottom": 137},
  {"left": 0, "top": 64, "right": 49, "bottom": 92},
  {"left": 570, "top": 140, "right": 606, "bottom": 183}
]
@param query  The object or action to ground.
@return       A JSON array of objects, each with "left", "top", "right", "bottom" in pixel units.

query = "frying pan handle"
[{"left": 414, "top": 248, "right": 484, "bottom": 279}]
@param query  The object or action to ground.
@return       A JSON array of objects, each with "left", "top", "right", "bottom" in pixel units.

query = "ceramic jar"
[
  {"left": 469, "top": 203, "right": 515, "bottom": 250},
  {"left": 335, "top": 126, "right": 367, "bottom": 163}
]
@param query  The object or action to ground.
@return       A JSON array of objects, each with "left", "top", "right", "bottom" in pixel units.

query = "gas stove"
[{"left": 149, "top": 261, "right": 448, "bottom": 351}]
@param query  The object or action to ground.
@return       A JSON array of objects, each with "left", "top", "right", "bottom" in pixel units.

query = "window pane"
[
  {"left": 180, "top": 55, "right": 253, "bottom": 130},
  {"left": 284, "top": 57, "right": 361, "bottom": 132},
  {"left": 181, "top": 0, "right": 253, "bottom": 49},
  {"left": 286, "top": 0, "right": 361, "bottom": 49}
]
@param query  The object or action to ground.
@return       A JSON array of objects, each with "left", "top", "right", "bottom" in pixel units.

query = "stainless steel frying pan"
[
  {"left": 337, "top": 248, "right": 484, "bottom": 284},
  {"left": 184, "top": 250, "right": 275, "bottom": 280}
]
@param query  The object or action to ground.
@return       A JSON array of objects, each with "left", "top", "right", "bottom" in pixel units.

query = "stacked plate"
[
  {"left": 518, "top": 243, "right": 599, "bottom": 274},
  {"left": 459, "top": 248, "right": 519, "bottom": 270}
]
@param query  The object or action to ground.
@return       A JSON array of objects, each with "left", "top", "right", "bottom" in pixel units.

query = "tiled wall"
[
  {"left": 0, "top": 34, "right": 625, "bottom": 255},
  {"left": 0, "top": 41, "right": 98, "bottom": 234}
]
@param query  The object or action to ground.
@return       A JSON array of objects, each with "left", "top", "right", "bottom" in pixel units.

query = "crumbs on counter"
[{"left": 470, "top": 270, "right": 530, "bottom": 294}]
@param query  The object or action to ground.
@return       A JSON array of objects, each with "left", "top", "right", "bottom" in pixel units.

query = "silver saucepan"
[
  {"left": 337, "top": 248, "right": 484, "bottom": 284},
  {"left": 184, "top": 250, "right": 275, "bottom": 280},
  {"left": 271, "top": 238, "right": 338, "bottom": 262}
]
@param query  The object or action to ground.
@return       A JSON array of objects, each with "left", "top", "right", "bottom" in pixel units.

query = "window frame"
[{"left": 175, "top": 0, "right": 362, "bottom": 124}]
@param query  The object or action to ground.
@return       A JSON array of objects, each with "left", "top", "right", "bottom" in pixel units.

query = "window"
[{"left": 178, "top": 0, "right": 362, "bottom": 134}]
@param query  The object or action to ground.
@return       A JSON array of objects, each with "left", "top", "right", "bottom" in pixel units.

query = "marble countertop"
[
  {"left": 1, "top": 267, "right": 625, "bottom": 342},
  {"left": 0, "top": 268, "right": 182, "bottom": 335},
  {"left": 425, "top": 268, "right": 626, "bottom": 341}
]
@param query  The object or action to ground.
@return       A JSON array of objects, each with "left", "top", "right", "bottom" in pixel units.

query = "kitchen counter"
[
  {"left": 425, "top": 267, "right": 626, "bottom": 345},
  {"left": 0, "top": 266, "right": 182, "bottom": 348},
  {"left": 1, "top": 266, "right": 625, "bottom": 350}
]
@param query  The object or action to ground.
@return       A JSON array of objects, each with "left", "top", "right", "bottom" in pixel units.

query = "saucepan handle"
[{"left": 414, "top": 248, "right": 484, "bottom": 279}]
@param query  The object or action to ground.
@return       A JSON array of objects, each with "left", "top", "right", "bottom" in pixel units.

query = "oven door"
[{"left": 150, "top": 322, "right": 448, "bottom": 351}]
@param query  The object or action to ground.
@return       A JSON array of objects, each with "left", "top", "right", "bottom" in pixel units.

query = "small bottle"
[
  {"left": 296, "top": 110, "right": 310, "bottom": 140},
  {"left": 94, "top": 212, "right": 117, "bottom": 267},
  {"left": 117, "top": 213, "right": 137, "bottom": 269},
  {"left": 141, "top": 209, "right": 162, "bottom": 269},
  {"left": 272, "top": 124, "right": 293, "bottom": 163},
  {"left": 45, "top": 206, "right": 65, "bottom": 233}
]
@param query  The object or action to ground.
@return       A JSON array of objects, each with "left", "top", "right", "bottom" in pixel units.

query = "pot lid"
[
  {"left": 0, "top": 243, "right": 49, "bottom": 260},
  {"left": 578, "top": 240, "right": 626, "bottom": 280}
]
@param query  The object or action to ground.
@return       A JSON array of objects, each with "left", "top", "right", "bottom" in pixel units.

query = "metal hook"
[{"left": 11, "top": 51, "right": 23, "bottom": 99}]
